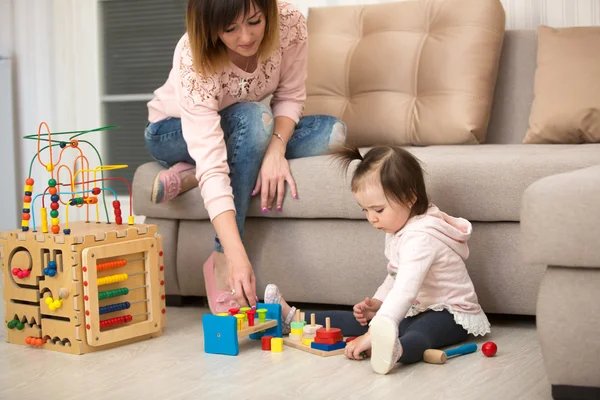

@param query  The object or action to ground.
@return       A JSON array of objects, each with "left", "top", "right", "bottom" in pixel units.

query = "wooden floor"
[{"left": 0, "top": 297, "right": 552, "bottom": 400}]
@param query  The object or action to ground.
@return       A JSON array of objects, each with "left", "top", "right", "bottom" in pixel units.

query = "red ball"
[
  {"left": 24, "top": 195, "right": 32, "bottom": 203},
  {"left": 115, "top": 216, "right": 123, "bottom": 225},
  {"left": 92, "top": 187, "right": 101, "bottom": 195},
  {"left": 114, "top": 208, "right": 122, "bottom": 216},
  {"left": 26, "top": 178, "right": 34, "bottom": 185},
  {"left": 17, "top": 270, "right": 25, "bottom": 279},
  {"left": 12, "top": 268, "right": 19, "bottom": 276},
  {"left": 51, "top": 225, "right": 60, "bottom": 234},
  {"left": 22, "top": 270, "right": 31, "bottom": 277},
  {"left": 113, "top": 200, "right": 121, "bottom": 208},
  {"left": 22, "top": 213, "right": 31, "bottom": 221},
  {"left": 482, "top": 341, "right": 497, "bottom": 357},
  {"left": 50, "top": 202, "right": 59, "bottom": 210}
]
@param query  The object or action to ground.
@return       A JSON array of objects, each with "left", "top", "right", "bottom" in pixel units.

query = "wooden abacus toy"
[
  {"left": 1, "top": 122, "right": 166, "bottom": 355},
  {"left": 202, "top": 303, "right": 282, "bottom": 356},
  {"left": 283, "top": 312, "right": 346, "bottom": 357}
]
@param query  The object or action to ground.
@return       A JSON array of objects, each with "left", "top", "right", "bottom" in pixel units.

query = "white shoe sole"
[{"left": 370, "top": 316, "right": 399, "bottom": 375}]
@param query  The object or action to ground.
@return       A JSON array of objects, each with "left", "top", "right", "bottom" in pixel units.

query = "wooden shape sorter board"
[
  {"left": 0, "top": 221, "right": 166, "bottom": 355},
  {"left": 282, "top": 337, "right": 346, "bottom": 357}
]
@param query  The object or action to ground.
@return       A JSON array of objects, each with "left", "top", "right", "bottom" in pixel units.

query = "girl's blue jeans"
[{"left": 144, "top": 101, "right": 346, "bottom": 253}]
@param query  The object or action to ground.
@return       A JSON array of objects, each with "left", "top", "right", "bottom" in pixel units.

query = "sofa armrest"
[{"left": 521, "top": 164, "right": 600, "bottom": 268}]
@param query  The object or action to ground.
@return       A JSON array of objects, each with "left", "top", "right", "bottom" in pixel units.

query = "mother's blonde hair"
[{"left": 186, "top": 0, "right": 279, "bottom": 76}]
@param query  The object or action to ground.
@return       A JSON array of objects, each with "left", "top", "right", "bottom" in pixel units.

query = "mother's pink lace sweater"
[{"left": 147, "top": 1, "right": 307, "bottom": 221}]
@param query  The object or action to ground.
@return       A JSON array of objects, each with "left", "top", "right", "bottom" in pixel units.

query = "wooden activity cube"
[{"left": 0, "top": 222, "right": 166, "bottom": 354}]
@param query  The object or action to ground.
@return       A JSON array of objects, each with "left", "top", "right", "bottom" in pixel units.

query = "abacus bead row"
[
  {"left": 97, "top": 259, "right": 127, "bottom": 271},
  {"left": 99, "top": 314, "right": 133, "bottom": 329},
  {"left": 98, "top": 287, "right": 129, "bottom": 300},
  {"left": 99, "top": 301, "right": 130, "bottom": 315},
  {"left": 97, "top": 273, "right": 128, "bottom": 286}
]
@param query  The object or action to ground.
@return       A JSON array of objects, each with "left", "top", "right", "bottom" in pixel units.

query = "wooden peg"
[
  {"left": 311, "top": 313, "right": 315, "bottom": 327},
  {"left": 300, "top": 311, "right": 305, "bottom": 322},
  {"left": 295, "top": 309, "right": 300, "bottom": 323},
  {"left": 326, "top": 317, "right": 331, "bottom": 331}
]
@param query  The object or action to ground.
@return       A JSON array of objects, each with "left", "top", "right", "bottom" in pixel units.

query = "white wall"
[
  {"left": 2, "top": 0, "right": 103, "bottom": 229},
  {"left": 290, "top": 0, "right": 600, "bottom": 28}
]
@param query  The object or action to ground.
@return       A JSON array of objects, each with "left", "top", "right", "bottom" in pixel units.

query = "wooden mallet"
[{"left": 423, "top": 343, "right": 477, "bottom": 364}]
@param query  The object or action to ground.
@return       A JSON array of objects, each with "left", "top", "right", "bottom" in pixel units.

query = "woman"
[{"left": 144, "top": 0, "right": 346, "bottom": 313}]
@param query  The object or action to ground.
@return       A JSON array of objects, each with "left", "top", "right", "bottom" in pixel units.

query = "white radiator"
[{"left": 0, "top": 58, "right": 19, "bottom": 231}]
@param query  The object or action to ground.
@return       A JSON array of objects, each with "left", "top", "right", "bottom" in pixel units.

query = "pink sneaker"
[
  {"left": 264, "top": 284, "right": 296, "bottom": 335},
  {"left": 203, "top": 252, "right": 240, "bottom": 314},
  {"left": 151, "top": 162, "right": 195, "bottom": 204}
]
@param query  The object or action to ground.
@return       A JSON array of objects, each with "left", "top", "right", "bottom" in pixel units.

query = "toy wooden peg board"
[
  {"left": 1, "top": 122, "right": 166, "bottom": 355},
  {"left": 283, "top": 311, "right": 346, "bottom": 357}
]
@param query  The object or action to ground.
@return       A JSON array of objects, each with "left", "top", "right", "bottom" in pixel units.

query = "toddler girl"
[{"left": 265, "top": 145, "right": 490, "bottom": 375}]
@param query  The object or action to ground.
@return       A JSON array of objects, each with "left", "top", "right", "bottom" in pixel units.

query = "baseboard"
[{"left": 552, "top": 384, "right": 600, "bottom": 400}]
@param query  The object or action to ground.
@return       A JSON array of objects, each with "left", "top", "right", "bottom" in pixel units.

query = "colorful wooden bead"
[
  {"left": 59, "top": 141, "right": 67, "bottom": 148},
  {"left": 25, "top": 178, "right": 34, "bottom": 185},
  {"left": 271, "top": 337, "right": 283, "bottom": 352},
  {"left": 48, "top": 187, "right": 57, "bottom": 195},
  {"left": 290, "top": 327, "right": 304, "bottom": 336},
  {"left": 113, "top": 200, "right": 120, "bottom": 208},
  {"left": 261, "top": 335, "right": 273, "bottom": 351},
  {"left": 51, "top": 225, "right": 60, "bottom": 234},
  {"left": 302, "top": 337, "right": 314, "bottom": 346},
  {"left": 50, "top": 202, "right": 59, "bottom": 210},
  {"left": 50, "top": 194, "right": 59, "bottom": 203},
  {"left": 314, "top": 335, "right": 343, "bottom": 345},
  {"left": 92, "top": 187, "right": 101, "bottom": 195}
]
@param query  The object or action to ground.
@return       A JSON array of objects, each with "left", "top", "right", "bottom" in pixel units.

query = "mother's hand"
[
  {"left": 227, "top": 253, "right": 257, "bottom": 308},
  {"left": 252, "top": 146, "right": 297, "bottom": 212}
]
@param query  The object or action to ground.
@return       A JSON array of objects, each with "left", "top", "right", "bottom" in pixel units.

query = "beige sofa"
[
  {"left": 521, "top": 166, "right": 600, "bottom": 399},
  {"left": 133, "top": 23, "right": 600, "bottom": 315}
]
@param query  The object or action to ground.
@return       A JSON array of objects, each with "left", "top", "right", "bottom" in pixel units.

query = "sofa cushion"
[
  {"left": 133, "top": 144, "right": 600, "bottom": 223},
  {"left": 303, "top": 0, "right": 505, "bottom": 146},
  {"left": 524, "top": 26, "right": 600, "bottom": 144}
]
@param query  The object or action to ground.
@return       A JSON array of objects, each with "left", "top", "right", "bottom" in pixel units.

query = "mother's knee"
[{"left": 328, "top": 117, "right": 347, "bottom": 148}]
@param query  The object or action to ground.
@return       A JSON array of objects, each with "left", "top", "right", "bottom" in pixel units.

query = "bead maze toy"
[
  {"left": 282, "top": 310, "right": 346, "bottom": 357},
  {"left": 202, "top": 303, "right": 282, "bottom": 356},
  {"left": 1, "top": 122, "right": 166, "bottom": 354}
]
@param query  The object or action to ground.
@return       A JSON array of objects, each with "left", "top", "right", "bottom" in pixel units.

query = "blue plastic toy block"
[
  {"left": 203, "top": 314, "right": 239, "bottom": 356},
  {"left": 249, "top": 302, "right": 282, "bottom": 340},
  {"left": 311, "top": 341, "right": 346, "bottom": 352}
]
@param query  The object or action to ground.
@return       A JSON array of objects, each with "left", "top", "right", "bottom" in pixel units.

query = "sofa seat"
[{"left": 133, "top": 143, "right": 600, "bottom": 223}]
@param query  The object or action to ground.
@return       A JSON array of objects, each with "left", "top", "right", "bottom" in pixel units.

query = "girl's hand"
[
  {"left": 353, "top": 297, "right": 383, "bottom": 326},
  {"left": 345, "top": 333, "right": 372, "bottom": 360},
  {"left": 227, "top": 253, "right": 257, "bottom": 308},
  {"left": 252, "top": 142, "right": 297, "bottom": 212}
]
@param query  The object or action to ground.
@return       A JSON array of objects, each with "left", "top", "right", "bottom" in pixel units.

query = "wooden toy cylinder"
[
  {"left": 271, "top": 337, "right": 283, "bottom": 352},
  {"left": 261, "top": 335, "right": 273, "bottom": 351}
]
